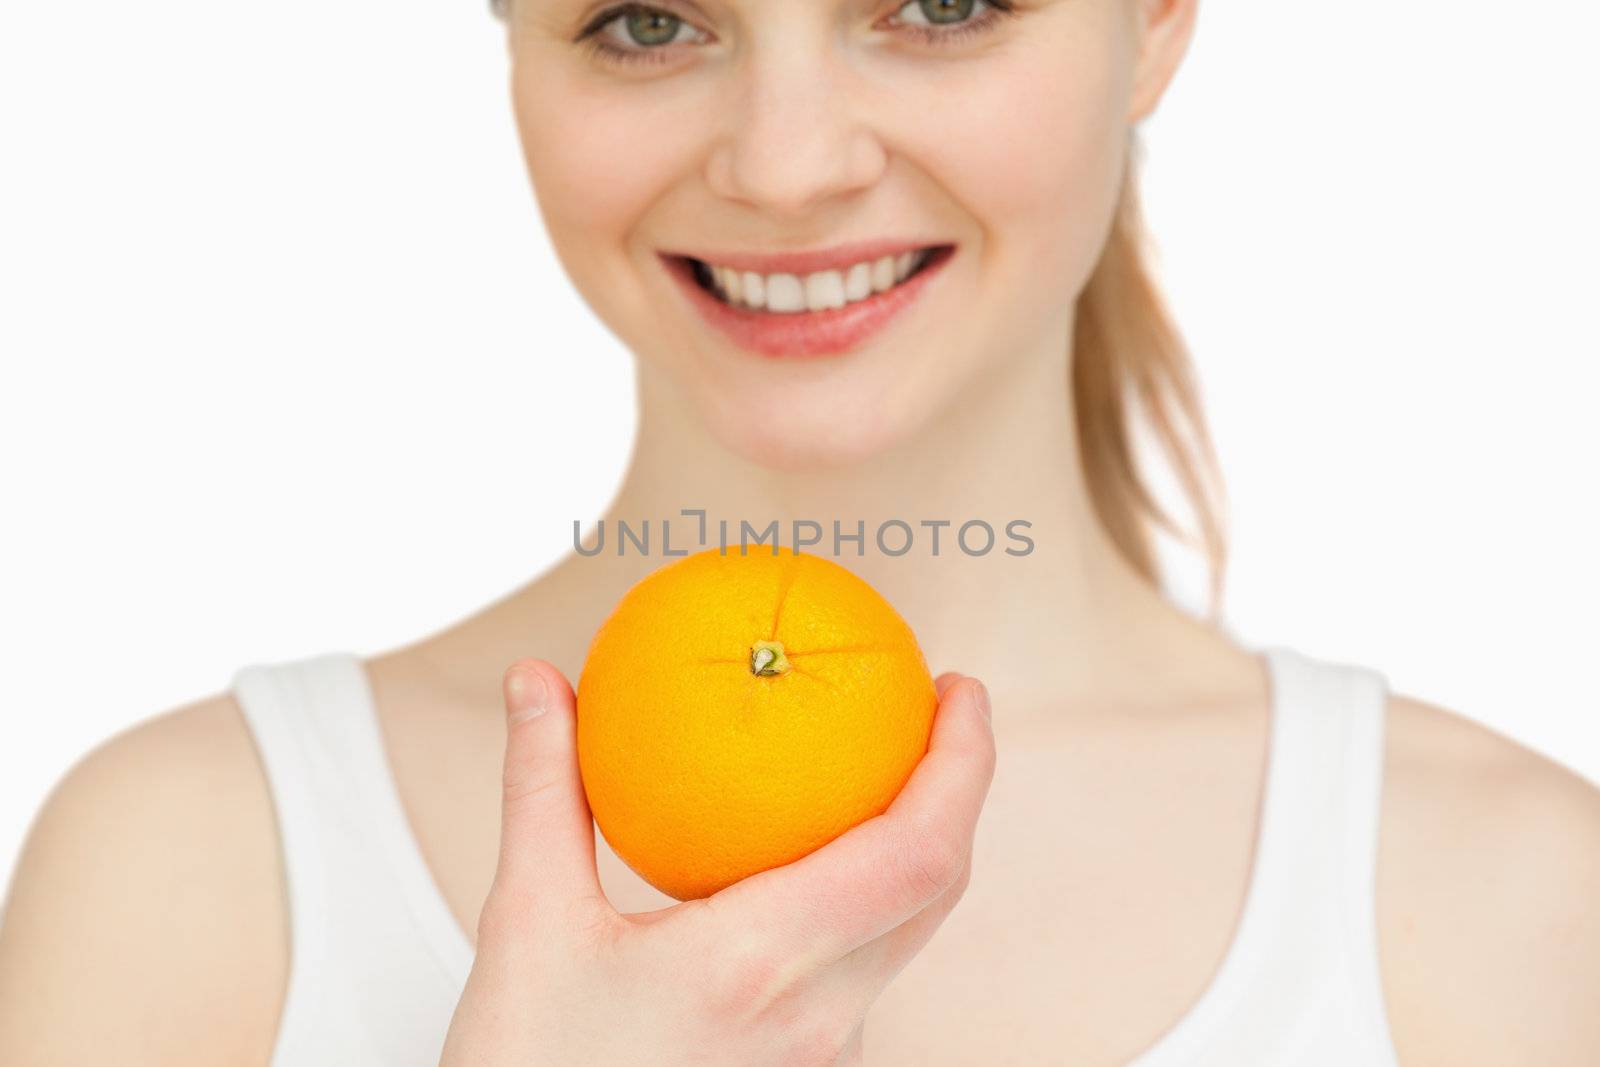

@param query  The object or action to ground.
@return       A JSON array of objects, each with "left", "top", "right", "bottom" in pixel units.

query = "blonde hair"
[{"left": 1074, "top": 135, "right": 1229, "bottom": 620}]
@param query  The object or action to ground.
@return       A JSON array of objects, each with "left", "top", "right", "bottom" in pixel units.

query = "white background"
[{"left": 3, "top": 1, "right": 1597, "bottom": 889}]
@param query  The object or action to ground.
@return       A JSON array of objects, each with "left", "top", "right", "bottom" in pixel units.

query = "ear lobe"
[{"left": 1128, "top": 0, "right": 1199, "bottom": 124}]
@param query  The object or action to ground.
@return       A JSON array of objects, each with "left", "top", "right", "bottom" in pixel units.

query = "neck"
[{"left": 438, "top": 328, "right": 1252, "bottom": 724}]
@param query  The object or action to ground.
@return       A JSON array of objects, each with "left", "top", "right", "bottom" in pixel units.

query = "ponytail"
[{"left": 1072, "top": 136, "right": 1229, "bottom": 619}]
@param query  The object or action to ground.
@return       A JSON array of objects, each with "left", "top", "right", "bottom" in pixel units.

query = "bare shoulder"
[
  {"left": 0, "top": 690, "right": 288, "bottom": 1065},
  {"left": 1379, "top": 692, "right": 1600, "bottom": 1065}
]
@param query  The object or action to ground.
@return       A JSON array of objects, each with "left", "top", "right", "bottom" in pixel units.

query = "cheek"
[
  {"left": 907, "top": 27, "right": 1134, "bottom": 314},
  {"left": 510, "top": 58, "right": 702, "bottom": 288}
]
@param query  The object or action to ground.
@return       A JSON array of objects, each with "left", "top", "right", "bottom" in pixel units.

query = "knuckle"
[
  {"left": 557, "top": 890, "right": 617, "bottom": 949},
  {"left": 707, "top": 935, "right": 792, "bottom": 1017},
  {"left": 473, "top": 896, "right": 512, "bottom": 944},
  {"left": 474, "top": 890, "right": 538, "bottom": 957},
  {"left": 952, "top": 853, "right": 974, "bottom": 897},
  {"left": 476, "top": 880, "right": 609, "bottom": 956},
  {"left": 893, "top": 812, "right": 966, "bottom": 897},
  {"left": 780, "top": 1017, "right": 856, "bottom": 1067},
  {"left": 502, "top": 766, "right": 564, "bottom": 813},
  {"left": 931, "top": 854, "right": 975, "bottom": 922}
]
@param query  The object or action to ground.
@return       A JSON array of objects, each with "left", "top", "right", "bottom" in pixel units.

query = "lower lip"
[{"left": 660, "top": 246, "right": 956, "bottom": 358}]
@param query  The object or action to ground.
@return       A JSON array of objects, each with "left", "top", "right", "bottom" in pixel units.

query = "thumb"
[{"left": 488, "top": 658, "right": 606, "bottom": 932}]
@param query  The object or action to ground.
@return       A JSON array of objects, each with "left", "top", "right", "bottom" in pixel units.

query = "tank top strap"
[
  {"left": 230, "top": 653, "right": 351, "bottom": 1051},
  {"left": 1251, "top": 644, "right": 1397, "bottom": 1056},
  {"left": 230, "top": 651, "right": 469, "bottom": 1065},
  {"left": 1131, "top": 644, "right": 1399, "bottom": 1065},
  {"left": 1254, "top": 644, "right": 1388, "bottom": 921}
]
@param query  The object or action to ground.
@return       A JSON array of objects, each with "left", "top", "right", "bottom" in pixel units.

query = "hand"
[{"left": 438, "top": 657, "right": 996, "bottom": 1067}]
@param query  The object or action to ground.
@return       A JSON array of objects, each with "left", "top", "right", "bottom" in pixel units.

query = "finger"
[
  {"left": 709, "top": 676, "right": 995, "bottom": 967},
  {"left": 619, "top": 900, "right": 694, "bottom": 929},
  {"left": 484, "top": 659, "right": 610, "bottom": 938},
  {"left": 933, "top": 671, "right": 963, "bottom": 699},
  {"left": 833, "top": 849, "right": 973, "bottom": 1001},
  {"left": 836, "top": 1019, "right": 865, "bottom": 1065}
]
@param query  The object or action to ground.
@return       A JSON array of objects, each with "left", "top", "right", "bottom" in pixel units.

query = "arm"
[
  {"left": 1381, "top": 695, "right": 1600, "bottom": 1065},
  {"left": 0, "top": 694, "right": 288, "bottom": 1065}
]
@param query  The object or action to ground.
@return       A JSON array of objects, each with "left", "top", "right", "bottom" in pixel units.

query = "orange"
[{"left": 576, "top": 546, "right": 938, "bottom": 901}]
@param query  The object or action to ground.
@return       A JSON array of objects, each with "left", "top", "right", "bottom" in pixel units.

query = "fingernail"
[
  {"left": 971, "top": 679, "right": 990, "bottom": 722},
  {"left": 506, "top": 668, "right": 549, "bottom": 723}
]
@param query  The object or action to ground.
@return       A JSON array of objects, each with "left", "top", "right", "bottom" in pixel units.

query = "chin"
[{"left": 697, "top": 386, "right": 921, "bottom": 473}]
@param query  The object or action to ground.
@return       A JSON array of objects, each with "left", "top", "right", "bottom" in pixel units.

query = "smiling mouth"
[{"left": 676, "top": 245, "right": 954, "bottom": 314}]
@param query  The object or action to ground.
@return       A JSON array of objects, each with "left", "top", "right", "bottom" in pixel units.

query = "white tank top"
[{"left": 230, "top": 644, "right": 1400, "bottom": 1066}]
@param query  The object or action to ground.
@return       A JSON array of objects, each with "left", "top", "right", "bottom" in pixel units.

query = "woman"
[{"left": 2, "top": 0, "right": 1596, "bottom": 1063}]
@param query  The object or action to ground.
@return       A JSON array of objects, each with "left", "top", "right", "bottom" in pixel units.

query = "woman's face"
[{"left": 508, "top": 0, "right": 1187, "bottom": 470}]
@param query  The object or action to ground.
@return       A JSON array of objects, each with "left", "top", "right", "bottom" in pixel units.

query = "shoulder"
[
  {"left": 1378, "top": 692, "right": 1600, "bottom": 1065},
  {"left": 0, "top": 690, "right": 287, "bottom": 1064}
]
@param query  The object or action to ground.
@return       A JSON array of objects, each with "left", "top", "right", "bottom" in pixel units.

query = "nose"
[{"left": 704, "top": 39, "right": 889, "bottom": 218}]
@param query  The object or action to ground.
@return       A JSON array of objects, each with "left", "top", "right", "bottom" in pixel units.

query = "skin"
[{"left": 3, "top": 0, "right": 1599, "bottom": 1063}]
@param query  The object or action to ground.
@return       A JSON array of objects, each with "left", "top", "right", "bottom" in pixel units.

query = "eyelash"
[{"left": 575, "top": 0, "right": 1019, "bottom": 69}]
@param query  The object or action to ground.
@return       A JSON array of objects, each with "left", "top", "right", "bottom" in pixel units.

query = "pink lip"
[
  {"left": 661, "top": 238, "right": 939, "bottom": 277},
  {"left": 660, "top": 244, "right": 956, "bottom": 359}
]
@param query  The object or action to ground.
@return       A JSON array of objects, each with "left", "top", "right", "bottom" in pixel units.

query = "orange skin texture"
[{"left": 576, "top": 547, "right": 938, "bottom": 901}]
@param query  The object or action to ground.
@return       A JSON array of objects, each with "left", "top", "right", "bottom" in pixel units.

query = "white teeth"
[
  {"left": 845, "top": 261, "right": 872, "bottom": 302},
  {"left": 804, "top": 270, "right": 847, "bottom": 311},
  {"left": 741, "top": 270, "right": 765, "bottom": 309},
  {"left": 870, "top": 255, "right": 896, "bottom": 293},
  {"left": 704, "top": 248, "right": 936, "bottom": 312},
  {"left": 764, "top": 273, "right": 805, "bottom": 313}
]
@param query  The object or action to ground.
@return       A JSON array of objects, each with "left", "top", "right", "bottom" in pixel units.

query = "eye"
[
  {"left": 574, "top": 0, "right": 1018, "bottom": 70},
  {"left": 576, "top": 4, "right": 712, "bottom": 67},
  {"left": 887, "top": 0, "right": 1017, "bottom": 44}
]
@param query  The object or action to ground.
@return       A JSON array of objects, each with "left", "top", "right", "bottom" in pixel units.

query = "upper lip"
[{"left": 661, "top": 238, "right": 949, "bottom": 277}]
